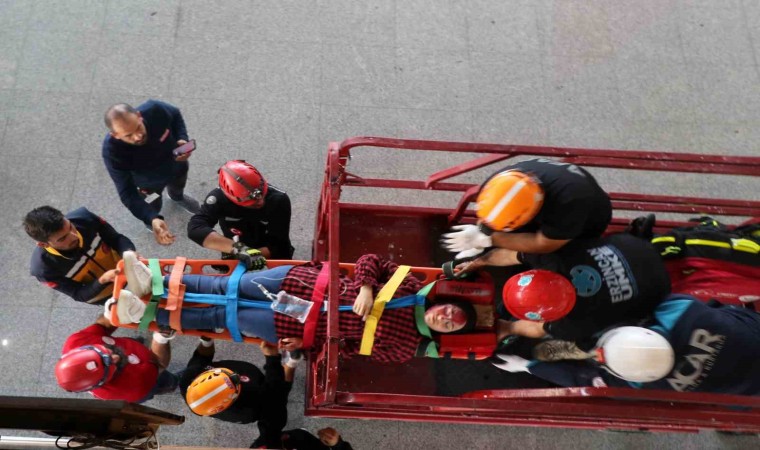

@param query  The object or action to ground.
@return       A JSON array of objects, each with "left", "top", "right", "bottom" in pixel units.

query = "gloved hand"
[
  {"left": 231, "top": 241, "right": 267, "bottom": 270},
  {"left": 441, "top": 225, "right": 493, "bottom": 259},
  {"left": 492, "top": 353, "right": 531, "bottom": 373}
]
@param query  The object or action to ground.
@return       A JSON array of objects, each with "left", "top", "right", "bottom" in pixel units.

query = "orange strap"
[{"left": 166, "top": 257, "right": 187, "bottom": 333}]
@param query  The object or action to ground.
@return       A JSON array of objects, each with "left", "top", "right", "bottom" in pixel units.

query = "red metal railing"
[{"left": 308, "top": 136, "right": 760, "bottom": 431}]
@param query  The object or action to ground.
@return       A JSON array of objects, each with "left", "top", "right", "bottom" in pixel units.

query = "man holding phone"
[{"left": 102, "top": 100, "right": 201, "bottom": 245}]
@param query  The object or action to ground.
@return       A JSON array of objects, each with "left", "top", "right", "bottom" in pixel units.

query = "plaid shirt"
[{"left": 275, "top": 254, "right": 423, "bottom": 363}]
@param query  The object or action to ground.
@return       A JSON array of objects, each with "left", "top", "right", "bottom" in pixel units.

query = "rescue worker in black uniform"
[
  {"left": 180, "top": 337, "right": 297, "bottom": 449},
  {"left": 25, "top": 206, "right": 136, "bottom": 304},
  {"left": 187, "top": 160, "right": 294, "bottom": 269},
  {"left": 443, "top": 158, "right": 612, "bottom": 258},
  {"left": 493, "top": 295, "right": 760, "bottom": 396},
  {"left": 457, "top": 233, "right": 671, "bottom": 353}
]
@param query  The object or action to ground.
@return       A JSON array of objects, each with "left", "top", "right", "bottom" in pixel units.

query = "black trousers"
[{"left": 137, "top": 161, "right": 189, "bottom": 212}]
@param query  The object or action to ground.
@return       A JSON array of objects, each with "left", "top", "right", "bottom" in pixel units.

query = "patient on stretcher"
[{"left": 110, "top": 252, "right": 500, "bottom": 363}]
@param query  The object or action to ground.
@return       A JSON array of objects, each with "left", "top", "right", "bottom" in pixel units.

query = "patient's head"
[{"left": 424, "top": 301, "right": 477, "bottom": 333}]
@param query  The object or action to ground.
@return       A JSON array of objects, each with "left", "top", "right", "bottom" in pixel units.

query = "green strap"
[
  {"left": 149, "top": 259, "right": 164, "bottom": 297},
  {"left": 138, "top": 301, "right": 159, "bottom": 331},
  {"left": 138, "top": 259, "right": 163, "bottom": 331},
  {"left": 424, "top": 340, "right": 439, "bottom": 358},
  {"left": 414, "top": 282, "right": 436, "bottom": 356}
]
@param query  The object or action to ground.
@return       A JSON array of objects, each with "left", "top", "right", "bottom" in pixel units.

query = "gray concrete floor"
[{"left": 1, "top": 0, "right": 759, "bottom": 448}]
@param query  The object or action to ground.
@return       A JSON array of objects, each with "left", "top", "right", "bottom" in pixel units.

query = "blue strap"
[{"left": 225, "top": 263, "right": 247, "bottom": 342}]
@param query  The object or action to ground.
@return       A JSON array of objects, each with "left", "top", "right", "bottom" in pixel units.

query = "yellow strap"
[
  {"left": 730, "top": 238, "right": 760, "bottom": 254},
  {"left": 683, "top": 238, "right": 730, "bottom": 249},
  {"left": 359, "top": 265, "right": 412, "bottom": 356},
  {"left": 654, "top": 236, "right": 759, "bottom": 254}
]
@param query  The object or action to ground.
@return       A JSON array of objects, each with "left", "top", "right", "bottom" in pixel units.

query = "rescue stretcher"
[{"left": 111, "top": 137, "right": 760, "bottom": 433}]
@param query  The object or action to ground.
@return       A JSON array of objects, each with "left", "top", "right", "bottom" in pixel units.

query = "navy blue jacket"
[
  {"left": 527, "top": 296, "right": 760, "bottom": 396},
  {"left": 102, "top": 100, "right": 189, "bottom": 225},
  {"left": 30, "top": 207, "right": 135, "bottom": 304}
]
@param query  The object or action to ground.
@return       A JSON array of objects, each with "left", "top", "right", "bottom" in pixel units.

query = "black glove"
[{"left": 231, "top": 242, "right": 267, "bottom": 270}]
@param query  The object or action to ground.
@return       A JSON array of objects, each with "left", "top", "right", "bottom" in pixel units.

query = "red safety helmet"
[
  {"left": 55, "top": 345, "right": 120, "bottom": 392},
  {"left": 218, "top": 160, "right": 268, "bottom": 207},
  {"left": 503, "top": 270, "right": 576, "bottom": 322}
]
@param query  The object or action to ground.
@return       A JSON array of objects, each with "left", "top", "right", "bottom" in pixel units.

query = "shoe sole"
[
  {"left": 123, "top": 251, "right": 152, "bottom": 297},
  {"left": 117, "top": 290, "right": 145, "bottom": 324}
]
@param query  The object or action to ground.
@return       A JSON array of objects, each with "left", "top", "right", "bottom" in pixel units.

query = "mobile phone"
[{"left": 173, "top": 139, "right": 196, "bottom": 156}]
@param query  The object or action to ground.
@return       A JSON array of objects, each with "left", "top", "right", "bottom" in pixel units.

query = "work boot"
[
  {"left": 533, "top": 340, "right": 592, "bottom": 362},
  {"left": 170, "top": 194, "right": 201, "bottom": 214},
  {"left": 123, "top": 251, "right": 152, "bottom": 297},
  {"left": 117, "top": 289, "right": 147, "bottom": 324}
]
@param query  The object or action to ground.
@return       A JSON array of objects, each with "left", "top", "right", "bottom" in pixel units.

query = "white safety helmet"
[{"left": 595, "top": 326, "right": 675, "bottom": 383}]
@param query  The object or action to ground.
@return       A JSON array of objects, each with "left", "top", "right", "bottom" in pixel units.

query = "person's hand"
[
  {"left": 174, "top": 139, "right": 192, "bottom": 162},
  {"left": 492, "top": 353, "right": 531, "bottom": 373},
  {"left": 453, "top": 256, "right": 487, "bottom": 276},
  {"left": 231, "top": 243, "right": 266, "bottom": 270},
  {"left": 317, "top": 428, "right": 341, "bottom": 447},
  {"left": 151, "top": 218, "right": 176, "bottom": 245},
  {"left": 278, "top": 337, "right": 303, "bottom": 352},
  {"left": 98, "top": 268, "right": 121, "bottom": 284},
  {"left": 441, "top": 225, "right": 492, "bottom": 259},
  {"left": 352, "top": 285, "right": 374, "bottom": 320},
  {"left": 259, "top": 340, "right": 279, "bottom": 356}
]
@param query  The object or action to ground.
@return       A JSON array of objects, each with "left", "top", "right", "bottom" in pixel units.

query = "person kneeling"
[{"left": 493, "top": 295, "right": 760, "bottom": 396}]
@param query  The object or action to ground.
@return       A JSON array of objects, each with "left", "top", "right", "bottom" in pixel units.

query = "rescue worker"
[
  {"left": 181, "top": 337, "right": 299, "bottom": 449},
  {"left": 281, "top": 427, "right": 354, "bottom": 450},
  {"left": 187, "top": 160, "right": 294, "bottom": 269},
  {"left": 55, "top": 314, "right": 178, "bottom": 403},
  {"left": 25, "top": 206, "right": 136, "bottom": 304},
  {"left": 456, "top": 233, "right": 671, "bottom": 350},
  {"left": 493, "top": 295, "right": 760, "bottom": 396},
  {"left": 442, "top": 158, "right": 612, "bottom": 258},
  {"left": 113, "top": 252, "right": 492, "bottom": 364},
  {"left": 102, "top": 101, "right": 200, "bottom": 246}
]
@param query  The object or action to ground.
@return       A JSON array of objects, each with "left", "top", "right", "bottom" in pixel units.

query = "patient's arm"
[{"left": 497, "top": 319, "right": 547, "bottom": 340}]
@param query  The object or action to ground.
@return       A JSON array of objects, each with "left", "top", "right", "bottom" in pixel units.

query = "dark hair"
[
  {"left": 23, "top": 206, "right": 66, "bottom": 242},
  {"left": 104, "top": 103, "right": 138, "bottom": 130}
]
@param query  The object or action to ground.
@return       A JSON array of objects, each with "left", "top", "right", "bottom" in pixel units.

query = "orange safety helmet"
[
  {"left": 218, "top": 160, "right": 268, "bottom": 207},
  {"left": 476, "top": 170, "right": 544, "bottom": 231},
  {"left": 503, "top": 270, "right": 576, "bottom": 322},
  {"left": 185, "top": 368, "right": 242, "bottom": 416}
]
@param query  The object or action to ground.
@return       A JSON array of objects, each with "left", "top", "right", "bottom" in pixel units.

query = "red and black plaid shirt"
[{"left": 274, "top": 254, "right": 423, "bottom": 363}]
